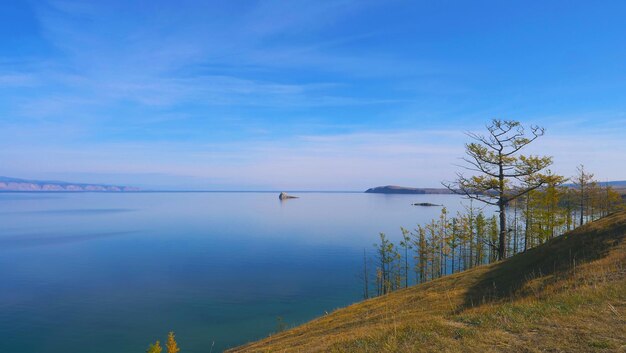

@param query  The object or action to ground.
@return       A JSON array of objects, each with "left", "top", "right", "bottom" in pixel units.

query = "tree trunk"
[
  {"left": 579, "top": 185, "right": 584, "bottom": 226},
  {"left": 498, "top": 201, "right": 507, "bottom": 260},
  {"left": 524, "top": 194, "right": 531, "bottom": 251},
  {"left": 498, "top": 159, "right": 507, "bottom": 261},
  {"left": 513, "top": 202, "right": 518, "bottom": 254},
  {"left": 404, "top": 247, "right": 408, "bottom": 288}
]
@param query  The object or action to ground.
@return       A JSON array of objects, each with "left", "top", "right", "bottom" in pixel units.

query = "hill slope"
[{"left": 229, "top": 211, "right": 626, "bottom": 352}]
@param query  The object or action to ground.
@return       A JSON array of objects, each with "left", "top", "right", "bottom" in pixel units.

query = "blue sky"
[{"left": 1, "top": 0, "right": 625, "bottom": 190}]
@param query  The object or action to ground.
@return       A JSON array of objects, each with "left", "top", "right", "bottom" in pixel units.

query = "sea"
[{"left": 0, "top": 191, "right": 470, "bottom": 352}]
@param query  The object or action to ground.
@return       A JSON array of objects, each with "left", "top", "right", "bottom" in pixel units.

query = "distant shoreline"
[
  {"left": 0, "top": 190, "right": 361, "bottom": 193},
  {"left": 365, "top": 185, "right": 454, "bottom": 195}
]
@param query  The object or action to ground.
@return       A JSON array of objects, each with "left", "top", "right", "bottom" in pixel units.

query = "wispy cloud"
[{"left": 1, "top": 0, "right": 625, "bottom": 188}]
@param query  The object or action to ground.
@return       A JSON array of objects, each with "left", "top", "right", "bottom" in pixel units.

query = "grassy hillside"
[{"left": 228, "top": 211, "right": 626, "bottom": 352}]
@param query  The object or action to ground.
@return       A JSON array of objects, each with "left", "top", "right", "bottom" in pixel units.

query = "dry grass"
[{"left": 227, "top": 211, "right": 626, "bottom": 353}]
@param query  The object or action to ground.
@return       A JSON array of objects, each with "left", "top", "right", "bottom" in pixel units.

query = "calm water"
[{"left": 0, "top": 192, "right": 467, "bottom": 352}]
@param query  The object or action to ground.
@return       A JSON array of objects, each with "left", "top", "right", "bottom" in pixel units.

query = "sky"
[{"left": 1, "top": 0, "right": 625, "bottom": 190}]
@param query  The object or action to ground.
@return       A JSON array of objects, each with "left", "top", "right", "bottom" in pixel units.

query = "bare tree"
[
  {"left": 443, "top": 119, "right": 553, "bottom": 260},
  {"left": 573, "top": 164, "right": 594, "bottom": 226}
]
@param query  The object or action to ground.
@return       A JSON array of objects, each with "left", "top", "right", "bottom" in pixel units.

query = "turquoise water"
[{"left": 0, "top": 192, "right": 467, "bottom": 352}]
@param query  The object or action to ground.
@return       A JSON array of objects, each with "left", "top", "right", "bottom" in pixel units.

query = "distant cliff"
[
  {"left": 0, "top": 176, "right": 140, "bottom": 192},
  {"left": 364, "top": 185, "right": 453, "bottom": 194}
]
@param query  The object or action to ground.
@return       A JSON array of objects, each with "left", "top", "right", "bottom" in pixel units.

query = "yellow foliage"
[{"left": 166, "top": 332, "right": 180, "bottom": 353}]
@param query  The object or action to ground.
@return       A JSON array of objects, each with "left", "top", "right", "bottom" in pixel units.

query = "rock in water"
[
  {"left": 412, "top": 202, "right": 442, "bottom": 207},
  {"left": 279, "top": 192, "right": 298, "bottom": 200}
]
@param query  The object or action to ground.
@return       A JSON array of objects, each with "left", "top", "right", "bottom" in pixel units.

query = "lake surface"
[{"left": 0, "top": 192, "right": 468, "bottom": 352}]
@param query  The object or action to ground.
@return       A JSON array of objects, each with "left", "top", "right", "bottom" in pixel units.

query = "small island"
[
  {"left": 278, "top": 192, "right": 298, "bottom": 200},
  {"left": 412, "top": 202, "right": 442, "bottom": 207},
  {"left": 365, "top": 185, "right": 453, "bottom": 194}
]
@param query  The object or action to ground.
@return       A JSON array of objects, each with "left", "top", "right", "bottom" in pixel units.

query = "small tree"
[
  {"left": 399, "top": 227, "right": 412, "bottom": 288},
  {"left": 374, "top": 233, "right": 395, "bottom": 294},
  {"left": 573, "top": 165, "right": 594, "bottom": 226},
  {"left": 541, "top": 172, "right": 567, "bottom": 239},
  {"left": 605, "top": 185, "right": 624, "bottom": 214},
  {"left": 444, "top": 119, "right": 553, "bottom": 260},
  {"left": 166, "top": 332, "right": 180, "bottom": 353},
  {"left": 412, "top": 225, "right": 428, "bottom": 283},
  {"left": 474, "top": 212, "right": 487, "bottom": 265},
  {"left": 146, "top": 341, "right": 162, "bottom": 353}
]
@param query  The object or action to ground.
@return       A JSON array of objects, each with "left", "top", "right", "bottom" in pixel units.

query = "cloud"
[
  {"left": 2, "top": 104, "right": 625, "bottom": 190},
  {"left": 0, "top": 73, "right": 40, "bottom": 87},
  {"left": 0, "top": 128, "right": 466, "bottom": 190},
  {"left": 0, "top": 1, "right": 624, "bottom": 189}
]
